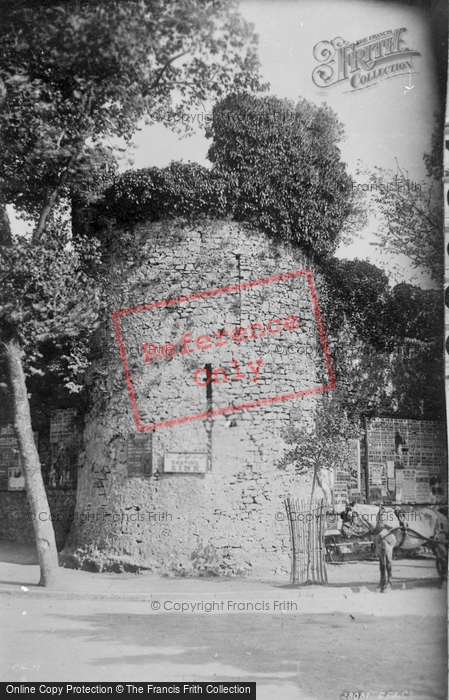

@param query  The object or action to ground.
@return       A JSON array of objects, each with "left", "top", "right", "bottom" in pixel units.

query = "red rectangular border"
[{"left": 112, "top": 269, "right": 336, "bottom": 432}]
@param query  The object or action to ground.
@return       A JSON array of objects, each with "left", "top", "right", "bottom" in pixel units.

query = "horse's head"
[{"left": 339, "top": 502, "right": 373, "bottom": 538}]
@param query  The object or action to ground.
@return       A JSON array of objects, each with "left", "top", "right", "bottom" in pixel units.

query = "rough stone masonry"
[{"left": 64, "top": 219, "right": 332, "bottom": 576}]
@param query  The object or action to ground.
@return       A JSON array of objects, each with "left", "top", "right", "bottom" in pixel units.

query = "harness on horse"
[
  {"left": 369, "top": 505, "right": 407, "bottom": 544},
  {"left": 394, "top": 507, "right": 408, "bottom": 547},
  {"left": 353, "top": 505, "right": 447, "bottom": 551}
]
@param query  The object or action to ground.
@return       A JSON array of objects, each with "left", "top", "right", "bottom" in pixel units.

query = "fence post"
[{"left": 284, "top": 497, "right": 328, "bottom": 585}]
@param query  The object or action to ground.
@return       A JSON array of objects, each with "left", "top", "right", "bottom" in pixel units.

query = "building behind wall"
[
  {"left": 322, "top": 418, "right": 447, "bottom": 509},
  {"left": 0, "top": 397, "right": 80, "bottom": 546},
  {"left": 362, "top": 417, "right": 447, "bottom": 505}
]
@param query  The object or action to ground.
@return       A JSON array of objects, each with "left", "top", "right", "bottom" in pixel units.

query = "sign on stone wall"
[
  {"left": 164, "top": 452, "right": 208, "bottom": 473},
  {"left": 127, "top": 434, "right": 152, "bottom": 477}
]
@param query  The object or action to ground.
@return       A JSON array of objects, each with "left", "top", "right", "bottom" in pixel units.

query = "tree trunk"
[
  {"left": 4, "top": 339, "right": 60, "bottom": 587},
  {"left": 0, "top": 201, "right": 12, "bottom": 246},
  {"left": 33, "top": 189, "right": 60, "bottom": 244},
  {"left": 310, "top": 465, "right": 325, "bottom": 503},
  {"left": 310, "top": 467, "right": 317, "bottom": 502}
]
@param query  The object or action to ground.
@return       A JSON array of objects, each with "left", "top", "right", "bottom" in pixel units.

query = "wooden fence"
[{"left": 284, "top": 498, "right": 328, "bottom": 585}]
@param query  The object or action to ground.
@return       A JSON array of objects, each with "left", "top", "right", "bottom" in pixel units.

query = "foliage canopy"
[
  {"left": 0, "top": 0, "right": 264, "bottom": 236},
  {"left": 206, "top": 93, "right": 356, "bottom": 258},
  {"left": 96, "top": 93, "right": 356, "bottom": 260},
  {"left": 278, "top": 397, "right": 361, "bottom": 498},
  {"left": 362, "top": 116, "right": 444, "bottom": 285},
  {"left": 317, "top": 258, "right": 445, "bottom": 422}
]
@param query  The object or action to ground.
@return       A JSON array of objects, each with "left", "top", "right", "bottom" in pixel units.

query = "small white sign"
[
  {"left": 369, "top": 464, "right": 384, "bottom": 485},
  {"left": 164, "top": 453, "right": 208, "bottom": 473},
  {"left": 387, "top": 460, "right": 395, "bottom": 478},
  {"left": 415, "top": 469, "right": 430, "bottom": 502}
]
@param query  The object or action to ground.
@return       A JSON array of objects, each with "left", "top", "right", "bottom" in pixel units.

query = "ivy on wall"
[
  {"left": 84, "top": 94, "right": 357, "bottom": 261},
  {"left": 100, "top": 162, "right": 229, "bottom": 225}
]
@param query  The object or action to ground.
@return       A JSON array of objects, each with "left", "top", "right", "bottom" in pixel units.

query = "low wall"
[{"left": 0, "top": 490, "right": 76, "bottom": 550}]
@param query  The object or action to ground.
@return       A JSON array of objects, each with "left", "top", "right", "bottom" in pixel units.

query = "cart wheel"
[
  {"left": 325, "top": 536, "right": 343, "bottom": 564},
  {"left": 436, "top": 556, "right": 447, "bottom": 578}
]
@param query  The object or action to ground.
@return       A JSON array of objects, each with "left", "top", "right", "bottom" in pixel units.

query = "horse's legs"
[
  {"left": 435, "top": 543, "right": 447, "bottom": 586},
  {"left": 379, "top": 558, "right": 386, "bottom": 591},
  {"left": 375, "top": 541, "right": 386, "bottom": 591},
  {"left": 384, "top": 541, "right": 394, "bottom": 590},
  {"left": 374, "top": 537, "right": 394, "bottom": 592}
]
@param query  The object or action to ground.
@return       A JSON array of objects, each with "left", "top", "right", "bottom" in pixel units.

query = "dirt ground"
[{"left": 0, "top": 542, "right": 447, "bottom": 700}]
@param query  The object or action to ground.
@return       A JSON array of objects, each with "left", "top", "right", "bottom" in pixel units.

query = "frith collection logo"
[{"left": 312, "top": 28, "right": 421, "bottom": 91}]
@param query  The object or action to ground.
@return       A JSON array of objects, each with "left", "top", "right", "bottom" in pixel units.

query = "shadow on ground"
[
  {"left": 0, "top": 541, "right": 39, "bottom": 565},
  {"left": 275, "top": 579, "right": 441, "bottom": 591},
  {"left": 33, "top": 610, "right": 447, "bottom": 699}
]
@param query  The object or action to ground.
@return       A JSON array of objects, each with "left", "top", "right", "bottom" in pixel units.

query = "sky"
[
  {"left": 10, "top": 0, "right": 440, "bottom": 286},
  {"left": 119, "top": 0, "right": 439, "bottom": 286},
  {"left": 125, "top": 0, "right": 436, "bottom": 174}
]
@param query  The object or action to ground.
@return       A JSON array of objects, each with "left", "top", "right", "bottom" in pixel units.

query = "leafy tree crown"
[
  {"left": 0, "top": 0, "right": 265, "bottom": 227},
  {"left": 206, "top": 93, "right": 355, "bottom": 258},
  {"left": 93, "top": 94, "right": 356, "bottom": 261}
]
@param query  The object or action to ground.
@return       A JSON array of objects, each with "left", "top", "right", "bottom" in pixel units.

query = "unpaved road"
[{"left": 0, "top": 585, "right": 446, "bottom": 700}]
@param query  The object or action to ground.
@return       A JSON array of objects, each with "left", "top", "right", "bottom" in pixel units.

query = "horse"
[{"left": 340, "top": 502, "right": 448, "bottom": 592}]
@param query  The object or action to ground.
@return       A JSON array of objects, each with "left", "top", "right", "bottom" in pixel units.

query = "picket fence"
[{"left": 284, "top": 497, "right": 328, "bottom": 585}]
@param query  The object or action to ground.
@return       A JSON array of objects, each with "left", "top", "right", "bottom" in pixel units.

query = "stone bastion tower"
[{"left": 64, "top": 218, "right": 334, "bottom": 576}]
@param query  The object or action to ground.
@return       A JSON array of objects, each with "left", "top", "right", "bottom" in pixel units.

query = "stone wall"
[
  {"left": 0, "top": 490, "right": 76, "bottom": 549},
  {"left": 64, "top": 220, "right": 331, "bottom": 576}
]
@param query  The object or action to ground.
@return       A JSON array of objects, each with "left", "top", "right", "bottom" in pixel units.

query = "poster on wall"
[
  {"left": 368, "top": 462, "right": 388, "bottom": 500},
  {"left": 0, "top": 425, "right": 16, "bottom": 491},
  {"left": 402, "top": 469, "right": 417, "bottom": 503},
  {"left": 366, "top": 418, "right": 447, "bottom": 503},
  {"left": 395, "top": 468, "right": 404, "bottom": 503},
  {"left": 0, "top": 425, "right": 38, "bottom": 491},
  {"left": 333, "top": 439, "right": 360, "bottom": 504},
  {"left": 369, "top": 464, "right": 384, "bottom": 486},
  {"left": 126, "top": 434, "right": 153, "bottom": 477},
  {"left": 48, "top": 409, "right": 81, "bottom": 489},
  {"left": 414, "top": 469, "right": 431, "bottom": 502}
]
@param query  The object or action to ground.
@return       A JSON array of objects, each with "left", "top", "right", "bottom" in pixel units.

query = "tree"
[
  {"left": 361, "top": 116, "right": 444, "bottom": 283},
  {"left": 319, "top": 258, "right": 391, "bottom": 350},
  {"left": 385, "top": 282, "right": 443, "bottom": 345},
  {"left": 0, "top": 0, "right": 263, "bottom": 586},
  {"left": 385, "top": 283, "right": 445, "bottom": 420},
  {"left": 316, "top": 259, "right": 445, "bottom": 422},
  {"left": 277, "top": 396, "right": 361, "bottom": 501},
  {"left": 369, "top": 167, "right": 442, "bottom": 282},
  {"left": 206, "top": 93, "right": 357, "bottom": 259},
  {"left": 0, "top": 224, "right": 101, "bottom": 585},
  {"left": 0, "top": 0, "right": 264, "bottom": 237}
]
